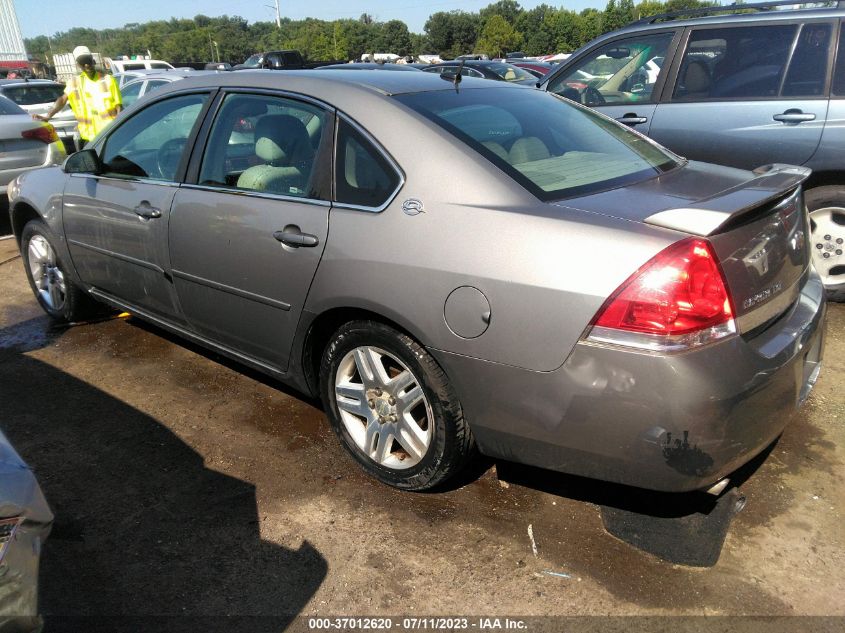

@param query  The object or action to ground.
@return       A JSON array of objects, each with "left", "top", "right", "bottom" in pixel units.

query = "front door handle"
[
  {"left": 616, "top": 113, "right": 648, "bottom": 125},
  {"left": 274, "top": 226, "right": 319, "bottom": 248},
  {"left": 133, "top": 201, "right": 161, "bottom": 219},
  {"left": 773, "top": 109, "right": 816, "bottom": 124}
]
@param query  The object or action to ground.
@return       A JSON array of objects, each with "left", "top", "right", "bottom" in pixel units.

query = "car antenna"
[{"left": 453, "top": 59, "right": 464, "bottom": 91}]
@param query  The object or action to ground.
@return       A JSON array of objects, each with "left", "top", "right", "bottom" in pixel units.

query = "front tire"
[
  {"left": 319, "top": 320, "right": 475, "bottom": 491},
  {"left": 21, "top": 219, "right": 106, "bottom": 322},
  {"left": 806, "top": 186, "right": 845, "bottom": 302}
]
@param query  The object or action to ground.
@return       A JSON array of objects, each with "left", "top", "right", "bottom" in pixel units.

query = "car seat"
[{"left": 237, "top": 114, "right": 314, "bottom": 195}]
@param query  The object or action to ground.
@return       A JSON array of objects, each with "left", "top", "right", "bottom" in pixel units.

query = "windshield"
[
  {"left": 395, "top": 88, "right": 679, "bottom": 201},
  {"left": 485, "top": 63, "right": 535, "bottom": 82},
  {"left": 241, "top": 55, "right": 263, "bottom": 68},
  {"left": 1, "top": 84, "right": 64, "bottom": 106}
]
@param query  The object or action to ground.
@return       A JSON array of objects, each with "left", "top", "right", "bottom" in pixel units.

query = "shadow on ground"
[{"left": 0, "top": 319, "right": 327, "bottom": 632}]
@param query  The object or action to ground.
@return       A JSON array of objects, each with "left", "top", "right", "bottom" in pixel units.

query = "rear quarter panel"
[{"left": 304, "top": 94, "right": 680, "bottom": 371}]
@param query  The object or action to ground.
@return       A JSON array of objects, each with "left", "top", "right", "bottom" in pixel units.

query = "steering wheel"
[
  {"left": 156, "top": 137, "right": 187, "bottom": 179},
  {"left": 583, "top": 86, "right": 606, "bottom": 106}
]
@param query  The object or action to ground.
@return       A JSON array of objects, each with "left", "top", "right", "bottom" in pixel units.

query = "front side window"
[
  {"left": 198, "top": 93, "right": 330, "bottom": 199},
  {"left": 396, "top": 88, "right": 678, "bottom": 201},
  {"left": 673, "top": 24, "right": 799, "bottom": 100},
  {"left": 547, "top": 32, "right": 674, "bottom": 105},
  {"left": 335, "top": 120, "right": 400, "bottom": 208},
  {"left": 100, "top": 93, "right": 208, "bottom": 181}
]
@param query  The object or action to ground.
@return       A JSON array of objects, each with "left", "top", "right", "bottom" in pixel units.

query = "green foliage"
[
  {"left": 21, "top": 0, "right": 731, "bottom": 67},
  {"left": 476, "top": 15, "right": 522, "bottom": 58}
]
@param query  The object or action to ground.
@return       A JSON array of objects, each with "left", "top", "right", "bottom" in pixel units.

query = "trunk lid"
[{"left": 554, "top": 162, "right": 812, "bottom": 333}]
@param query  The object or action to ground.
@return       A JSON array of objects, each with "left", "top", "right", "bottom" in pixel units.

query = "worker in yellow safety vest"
[{"left": 35, "top": 46, "right": 122, "bottom": 148}]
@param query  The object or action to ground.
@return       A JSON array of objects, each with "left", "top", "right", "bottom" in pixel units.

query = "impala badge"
[{"left": 402, "top": 199, "right": 424, "bottom": 216}]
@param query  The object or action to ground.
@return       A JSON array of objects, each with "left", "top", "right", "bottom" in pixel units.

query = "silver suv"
[{"left": 541, "top": 0, "right": 845, "bottom": 301}]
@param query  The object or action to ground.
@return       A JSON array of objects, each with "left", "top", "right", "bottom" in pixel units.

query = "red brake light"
[
  {"left": 593, "top": 238, "right": 734, "bottom": 337},
  {"left": 21, "top": 124, "right": 59, "bottom": 144}
]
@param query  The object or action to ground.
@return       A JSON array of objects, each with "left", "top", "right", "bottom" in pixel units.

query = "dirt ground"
[{"left": 0, "top": 235, "right": 843, "bottom": 629}]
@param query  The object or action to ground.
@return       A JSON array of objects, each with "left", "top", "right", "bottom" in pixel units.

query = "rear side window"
[
  {"left": 673, "top": 24, "right": 797, "bottom": 100},
  {"left": 1, "top": 84, "right": 64, "bottom": 105},
  {"left": 335, "top": 120, "right": 401, "bottom": 209}
]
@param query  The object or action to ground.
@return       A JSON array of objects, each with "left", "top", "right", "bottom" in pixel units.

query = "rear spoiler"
[{"left": 644, "top": 164, "right": 811, "bottom": 236}]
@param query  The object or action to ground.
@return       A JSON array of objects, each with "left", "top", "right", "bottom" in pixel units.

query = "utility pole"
[{"left": 274, "top": 0, "right": 281, "bottom": 29}]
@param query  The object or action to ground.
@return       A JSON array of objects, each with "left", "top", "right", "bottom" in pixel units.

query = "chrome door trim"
[
  {"left": 67, "top": 238, "right": 166, "bottom": 275},
  {"left": 171, "top": 269, "right": 292, "bottom": 311}
]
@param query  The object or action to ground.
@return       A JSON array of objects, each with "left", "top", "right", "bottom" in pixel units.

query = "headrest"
[
  {"left": 254, "top": 114, "right": 311, "bottom": 164},
  {"left": 684, "top": 61, "right": 711, "bottom": 94}
]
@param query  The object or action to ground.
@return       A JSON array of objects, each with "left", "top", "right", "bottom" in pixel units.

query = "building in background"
[{"left": 0, "top": 0, "right": 28, "bottom": 76}]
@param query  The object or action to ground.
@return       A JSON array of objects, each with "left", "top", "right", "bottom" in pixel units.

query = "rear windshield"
[
  {"left": 485, "top": 63, "right": 536, "bottom": 82},
  {"left": 395, "top": 88, "right": 679, "bottom": 201},
  {"left": 0, "top": 84, "right": 64, "bottom": 106},
  {"left": 0, "top": 94, "right": 26, "bottom": 115}
]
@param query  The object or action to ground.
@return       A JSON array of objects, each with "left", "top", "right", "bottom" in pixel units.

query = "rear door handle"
[
  {"left": 133, "top": 201, "right": 161, "bottom": 219},
  {"left": 616, "top": 113, "right": 648, "bottom": 125},
  {"left": 773, "top": 110, "right": 816, "bottom": 123},
  {"left": 273, "top": 226, "right": 319, "bottom": 248}
]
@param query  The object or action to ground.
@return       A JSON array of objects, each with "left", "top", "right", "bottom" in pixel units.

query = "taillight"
[
  {"left": 21, "top": 124, "right": 59, "bottom": 144},
  {"left": 586, "top": 238, "right": 736, "bottom": 352}
]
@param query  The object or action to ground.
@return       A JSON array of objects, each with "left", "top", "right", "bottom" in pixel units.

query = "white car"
[
  {"left": 0, "top": 80, "right": 77, "bottom": 152},
  {"left": 109, "top": 58, "right": 174, "bottom": 75},
  {"left": 0, "top": 95, "right": 66, "bottom": 195}
]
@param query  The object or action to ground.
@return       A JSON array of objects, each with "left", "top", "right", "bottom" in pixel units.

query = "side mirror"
[{"left": 63, "top": 148, "right": 102, "bottom": 175}]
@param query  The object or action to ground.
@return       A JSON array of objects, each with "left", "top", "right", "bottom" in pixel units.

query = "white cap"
[{"left": 73, "top": 46, "right": 92, "bottom": 60}]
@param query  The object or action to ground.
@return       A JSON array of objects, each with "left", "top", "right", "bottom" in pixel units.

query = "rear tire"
[
  {"left": 806, "top": 186, "right": 845, "bottom": 302},
  {"left": 319, "top": 320, "right": 475, "bottom": 491},
  {"left": 21, "top": 219, "right": 107, "bottom": 322}
]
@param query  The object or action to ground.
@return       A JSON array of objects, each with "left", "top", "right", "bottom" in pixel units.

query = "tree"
[
  {"left": 516, "top": 5, "right": 556, "bottom": 56},
  {"left": 477, "top": 14, "right": 521, "bottom": 58},
  {"left": 375, "top": 20, "right": 412, "bottom": 55},
  {"left": 479, "top": 1, "right": 523, "bottom": 26}
]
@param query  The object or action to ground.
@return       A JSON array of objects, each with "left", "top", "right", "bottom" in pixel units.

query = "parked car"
[
  {"left": 109, "top": 57, "right": 174, "bottom": 74},
  {"left": 0, "top": 79, "right": 77, "bottom": 152},
  {"left": 316, "top": 63, "right": 421, "bottom": 71},
  {"left": 0, "top": 427, "right": 53, "bottom": 632},
  {"left": 113, "top": 67, "right": 194, "bottom": 89},
  {"left": 233, "top": 50, "right": 339, "bottom": 71},
  {"left": 422, "top": 60, "right": 538, "bottom": 85},
  {"left": 0, "top": 95, "right": 65, "bottom": 197},
  {"left": 540, "top": 0, "right": 845, "bottom": 300},
  {"left": 120, "top": 71, "right": 214, "bottom": 108},
  {"left": 8, "top": 71, "right": 825, "bottom": 495},
  {"left": 509, "top": 60, "right": 557, "bottom": 78}
]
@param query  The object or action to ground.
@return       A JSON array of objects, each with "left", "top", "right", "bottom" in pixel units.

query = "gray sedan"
[{"left": 7, "top": 71, "right": 826, "bottom": 493}]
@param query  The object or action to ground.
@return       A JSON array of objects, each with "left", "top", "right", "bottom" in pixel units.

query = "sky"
[{"left": 13, "top": 0, "right": 602, "bottom": 38}]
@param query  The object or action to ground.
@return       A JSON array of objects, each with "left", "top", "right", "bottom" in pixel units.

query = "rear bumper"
[
  {"left": 432, "top": 270, "right": 827, "bottom": 492},
  {"left": 0, "top": 142, "right": 66, "bottom": 192}
]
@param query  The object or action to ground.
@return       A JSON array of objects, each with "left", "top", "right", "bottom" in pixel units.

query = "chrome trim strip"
[
  {"left": 582, "top": 320, "right": 737, "bottom": 354},
  {"left": 68, "top": 173, "right": 182, "bottom": 188},
  {"left": 67, "top": 239, "right": 166, "bottom": 274},
  {"left": 171, "top": 269, "right": 291, "bottom": 311},
  {"left": 333, "top": 111, "right": 405, "bottom": 214},
  {"left": 87, "top": 288, "right": 285, "bottom": 376},
  {"left": 178, "top": 183, "right": 331, "bottom": 207}
]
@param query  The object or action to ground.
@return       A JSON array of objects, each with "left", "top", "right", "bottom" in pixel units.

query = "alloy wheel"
[
  {"left": 27, "top": 234, "right": 66, "bottom": 312},
  {"left": 334, "top": 346, "right": 433, "bottom": 469}
]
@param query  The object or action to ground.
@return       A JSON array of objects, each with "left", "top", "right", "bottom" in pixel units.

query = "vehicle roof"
[
  {"left": 0, "top": 79, "right": 57, "bottom": 87},
  {"left": 432, "top": 60, "right": 516, "bottom": 67},
  {"left": 162, "top": 69, "right": 528, "bottom": 97},
  {"left": 618, "top": 4, "right": 845, "bottom": 35}
]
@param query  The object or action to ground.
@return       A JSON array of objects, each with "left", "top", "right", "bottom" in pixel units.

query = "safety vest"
[{"left": 65, "top": 72, "right": 122, "bottom": 141}]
